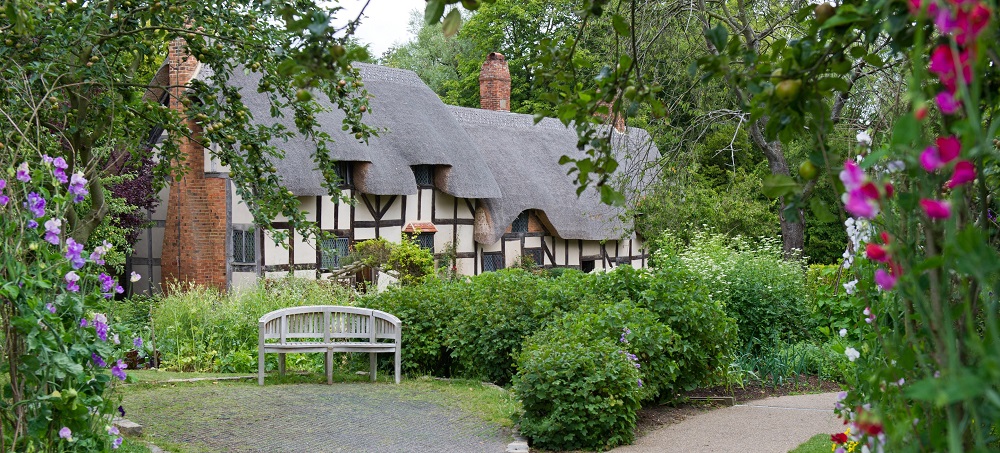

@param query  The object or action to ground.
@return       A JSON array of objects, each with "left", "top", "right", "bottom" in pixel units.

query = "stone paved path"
[
  {"left": 124, "top": 383, "right": 510, "bottom": 453},
  {"left": 612, "top": 392, "right": 843, "bottom": 453}
]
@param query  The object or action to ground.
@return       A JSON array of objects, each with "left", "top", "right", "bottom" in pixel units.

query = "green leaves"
[
  {"left": 442, "top": 9, "right": 462, "bottom": 37},
  {"left": 705, "top": 24, "right": 728, "bottom": 51},
  {"left": 425, "top": 0, "right": 447, "bottom": 25},
  {"left": 762, "top": 174, "right": 800, "bottom": 199}
]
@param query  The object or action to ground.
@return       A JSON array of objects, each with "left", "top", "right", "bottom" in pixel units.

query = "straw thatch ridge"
[
  {"left": 209, "top": 63, "right": 502, "bottom": 198},
  {"left": 448, "top": 106, "right": 659, "bottom": 244}
]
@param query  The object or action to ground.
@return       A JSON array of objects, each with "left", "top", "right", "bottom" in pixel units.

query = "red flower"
[
  {"left": 946, "top": 160, "right": 976, "bottom": 188},
  {"left": 831, "top": 432, "right": 849, "bottom": 444},
  {"left": 866, "top": 243, "right": 889, "bottom": 262}
]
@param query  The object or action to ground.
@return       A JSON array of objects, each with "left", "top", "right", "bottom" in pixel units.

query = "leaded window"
[
  {"left": 413, "top": 165, "right": 433, "bottom": 187},
  {"left": 526, "top": 249, "right": 543, "bottom": 267},
  {"left": 417, "top": 232, "right": 434, "bottom": 253},
  {"left": 483, "top": 252, "right": 504, "bottom": 272},
  {"left": 232, "top": 229, "right": 256, "bottom": 264},
  {"left": 321, "top": 237, "right": 350, "bottom": 270},
  {"left": 512, "top": 211, "right": 529, "bottom": 233}
]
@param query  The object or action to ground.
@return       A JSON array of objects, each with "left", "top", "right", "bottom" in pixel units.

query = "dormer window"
[
  {"left": 512, "top": 211, "right": 529, "bottom": 233},
  {"left": 335, "top": 162, "right": 353, "bottom": 187},
  {"left": 413, "top": 165, "right": 434, "bottom": 187}
]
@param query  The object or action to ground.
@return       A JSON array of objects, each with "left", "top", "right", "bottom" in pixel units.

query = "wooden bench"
[{"left": 258, "top": 306, "right": 401, "bottom": 385}]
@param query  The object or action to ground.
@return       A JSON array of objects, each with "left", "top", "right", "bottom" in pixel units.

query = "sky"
[{"left": 338, "top": 0, "right": 424, "bottom": 58}]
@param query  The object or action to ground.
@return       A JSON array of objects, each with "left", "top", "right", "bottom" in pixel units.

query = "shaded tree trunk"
[{"left": 749, "top": 119, "right": 805, "bottom": 258}]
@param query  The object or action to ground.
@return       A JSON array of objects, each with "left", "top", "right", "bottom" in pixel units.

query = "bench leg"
[
  {"left": 394, "top": 348, "right": 401, "bottom": 384},
  {"left": 258, "top": 350, "right": 265, "bottom": 386},
  {"left": 326, "top": 350, "right": 333, "bottom": 385},
  {"left": 278, "top": 353, "right": 286, "bottom": 377},
  {"left": 369, "top": 353, "right": 376, "bottom": 382}
]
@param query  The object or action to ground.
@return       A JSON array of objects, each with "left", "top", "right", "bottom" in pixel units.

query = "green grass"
[
  {"left": 789, "top": 433, "right": 831, "bottom": 453},
  {"left": 118, "top": 438, "right": 153, "bottom": 453}
]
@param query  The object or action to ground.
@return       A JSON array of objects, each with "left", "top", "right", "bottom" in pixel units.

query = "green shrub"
[
  {"left": 678, "top": 231, "right": 810, "bottom": 348},
  {"left": 555, "top": 301, "right": 679, "bottom": 402},
  {"left": 805, "top": 264, "right": 863, "bottom": 337},
  {"left": 514, "top": 322, "right": 641, "bottom": 451}
]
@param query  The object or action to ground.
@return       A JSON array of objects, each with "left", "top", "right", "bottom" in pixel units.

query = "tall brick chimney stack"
[
  {"left": 479, "top": 52, "right": 511, "bottom": 112},
  {"left": 160, "top": 36, "right": 230, "bottom": 293}
]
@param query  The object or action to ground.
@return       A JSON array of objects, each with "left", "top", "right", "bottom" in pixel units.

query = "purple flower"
[
  {"left": 112, "top": 436, "right": 123, "bottom": 449},
  {"left": 92, "top": 353, "right": 107, "bottom": 367},
  {"left": 134, "top": 337, "right": 143, "bottom": 349},
  {"left": 65, "top": 271, "right": 80, "bottom": 292},
  {"left": 117, "top": 406, "right": 126, "bottom": 417},
  {"left": 16, "top": 162, "right": 30, "bottom": 182},
  {"left": 111, "top": 360, "right": 127, "bottom": 381},
  {"left": 27, "top": 220, "right": 37, "bottom": 229},
  {"left": 90, "top": 240, "right": 112, "bottom": 265},
  {"left": 0, "top": 179, "right": 7, "bottom": 206},
  {"left": 65, "top": 238, "right": 86, "bottom": 269},
  {"left": 637, "top": 378, "right": 643, "bottom": 388},
  {"left": 46, "top": 303, "right": 56, "bottom": 314},
  {"left": 94, "top": 313, "right": 108, "bottom": 341},
  {"left": 108, "top": 426, "right": 120, "bottom": 436},
  {"left": 52, "top": 157, "right": 69, "bottom": 184},
  {"left": 42, "top": 155, "right": 54, "bottom": 165},
  {"left": 875, "top": 269, "right": 897, "bottom": 291},
  {"left": 58, "top": 427, "right": 72, "bottom": 440},
  {"left": 44, "top": 218, "right": 62, "bottom": 245},
  {"left": 99, "top": 273, "right": 114, "bottom": 293},
  {"left": 79, "top": 318, "right": 88, "bottom": 328},
  {"left": 68, "top": 172, "right": 88, "bottom": 202},
  {"left": 26, "top": 192, "right": 46, "bottom": 218}
]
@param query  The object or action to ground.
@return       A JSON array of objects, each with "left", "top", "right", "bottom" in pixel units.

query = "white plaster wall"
[
  {"left": 567, "top": 240, "right": 580, "bottom": 266},
  {"left": 293, "top": 231, "right": 315, "bottom": 265},
  {"left": 456, "top": 225, "right": 475, "bottom": 252},
  {"left": 231, "top": 183, "right": 254, "bottom": 224},
  {"left": 355, "top": 195, "right": 376, "bottom": 222},
  {"left": 337, "top": 191, "right": 353, "bottom": 229},
  {"left": 231, "top": 272, "right": 257, "bottom": 292},
  {"left": 404, "top": 193, "right": 419, "bottom": 223},
  {"left": 582, "top": 241, "right": 601, "bottom": 257},
  {"left": 524, "top": 237, "right": 541, "bottom": 248},
  {"left": 457, "top": 198, "right": 474, "bottom": 219},
  {"left": 354, "top": 227, "right": 376, "bottom": 241},
  {"left": 320, "top": 196, "right": 338, "bottom": 228},
  {"left": 456, "top": 257, "right": 475, "bottom": 275},
  {"left": 381, "top": 226, "right": 402, "bottom": 243},
  {"left": 481, "top": 240, "right": 502, "bottom": 253},
  {"left": 434, "top": 192, "right": 455, "bottom": 220},
  {"left": 419, "top": 189, "right": 433, "bottom": 219},
  {"left": 264, "top": 232, "right": 289, "bottom": 266}
]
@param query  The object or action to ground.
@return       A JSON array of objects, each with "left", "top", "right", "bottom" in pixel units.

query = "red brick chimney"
[
  {"left": 160, "top": 36, "right": 229, "bottom": 293},
  {"left": 479, "top": 52, "right": 511, "bottom": 112}
]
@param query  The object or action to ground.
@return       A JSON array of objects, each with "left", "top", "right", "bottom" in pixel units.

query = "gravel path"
[{"left": 123, "top": 382, "right": 510, "bottom": 453}]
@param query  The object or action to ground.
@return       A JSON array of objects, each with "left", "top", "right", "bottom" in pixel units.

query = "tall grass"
[{"left": 152, "top": 278, "right": 354, "bottom": 372}]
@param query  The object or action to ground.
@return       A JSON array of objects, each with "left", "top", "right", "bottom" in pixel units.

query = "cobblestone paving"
[{"left": 124, "top": 383, "right": 510, "bottom": 453}]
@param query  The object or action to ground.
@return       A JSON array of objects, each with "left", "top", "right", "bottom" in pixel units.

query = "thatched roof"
[
  {"left": 213, "top": 64, "right": 502, "bottom": 198},
  {"left": 448, "top": 106, "right": 658, "bottom": 244}
]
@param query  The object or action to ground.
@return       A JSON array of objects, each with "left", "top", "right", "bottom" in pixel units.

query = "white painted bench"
[{"left": 258, "top": 306, "right": 401, "bottom": 385}]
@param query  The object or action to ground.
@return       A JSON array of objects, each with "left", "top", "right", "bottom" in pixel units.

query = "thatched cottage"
[{"left": 129, "top": 48, "right": 658, "bottom": 293}]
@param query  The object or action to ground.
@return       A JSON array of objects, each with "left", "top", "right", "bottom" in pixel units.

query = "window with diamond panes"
[
  {"left": 232, "top": 229, "right": 256, "bottom": 264},
  {"left": 417, "top": 232, "right": 434, "bottom": 253},
  {"left": 335, "top": 162, "right": 353, "bottom": 187},
  {"left": 512, "top": 211, "right": 528, "bottom": 233},
  {"left": 413, "top": 165, "right": 433, "bottom": 187},
  {"left": 526, "top": 249, "right": 543, "bottom": 267},
  {"left": 321, "top": 237, "right": 350, "bottom": 270},
  {"left": 483, "top": 253, "right": 504, "bottom": 272}
]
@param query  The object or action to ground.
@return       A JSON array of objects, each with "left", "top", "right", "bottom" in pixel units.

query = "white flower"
[
  {"left": 845, "top": 347, "right": 860, "bottom": 362},
  {"left": 839, "top": 328, "right": 848, "bottom": 337},
  {"left": 856, "top": 130, "right": 872, "bottom": 147},
  {"left": 113, "top": 334, "right": 120, "bottom": 345},
  {"left": 130, "top": 272, "right": 142, "bottom": 283},
  {"left": 843, "top": 279, "right": 858, "bottom": 295},
  {"left": 863, "top": 307, "right": 871, "bottom": 316},
  {"left": 94, "top": 313, "right": 107, "bottom": 324},
  {"left": 855, "top": 154, "right": 865, "bottom": 163}
]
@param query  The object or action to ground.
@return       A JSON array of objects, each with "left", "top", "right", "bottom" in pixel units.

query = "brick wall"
[
  {"left": 160, "top": 37, "right": 229, "bottom": 293},
  {"left": 479, "top": 52, "right": 511, "bottom": 112}
]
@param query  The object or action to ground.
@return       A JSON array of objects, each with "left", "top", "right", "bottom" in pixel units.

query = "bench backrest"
[{"left": 259, "top": 305, "right": 401, "bottom": 344}]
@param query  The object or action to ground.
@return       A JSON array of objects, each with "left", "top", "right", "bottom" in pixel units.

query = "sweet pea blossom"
[
  {"left": 845, "top": 347, "right": 861, "bottom": 362},
  {"left": 52, "top": 157, "right": 69, "bottom": 183},
  {"left": 134, "top": 337, "right": 143, "bottom": 349},
  {"left": 90, "top": 240, "right": 112, "bottom": 264},
  {"left": 920, "top": 199, "right": 953, "bottom": 219},
  {"left": 65, "top": 271, "right": 80, "bottom": 292},
  {"left": 16, "top": 162, "right": 30, "bottom": 182},
  {"left": 113, "top": 333, "right": 120, "bottom": 345},
  {"left": 0, "top": 179, "right": 8, "bottom": 206},
  {"left": 111, "top": 360, "right": 127, "bottom": 381},
  {"left": 99, "top": 273, "right": 115, "bottom": 298},
  {"left": 94, "top": 313, "right": 109, "bottom": 342},
  {"left": 64, "top": 238, "right": 86, "bottom": 269},
  {"left": 113, "top": 436, "right": 123, "bottom": 449},
  {"left": 92, "top": 353, "right": 107, "bottom": 367},
  {"left": 866, "top": 243, "right": 889, "bottom": 262},
  {"left": 843, "top": 279, "right": 858, "bottom": 295},
  {"left": 920, "top": 136, "right": 961, "bottom": 172},
  {"left": 130, "top": 271, "right": 142, "bottom": 282},
  {"left": 46, "top": 303, "right": 56, "bottom": 314},
  {"left": 43, "top": 218, "right": 62, "bottom": 245},
  {"left": 875, "top": 269, "right": 897, "bottom": 290},
  {"left": 856, "top": 131, "right": 872, "bottom": 147},
  {"left": 946, "top": 160, "right": 976, "bottom": 188},
  {"left": 936, "top": 91, "right": 961, "bottom": 114},
  {"left": 840, "top": 328, "right": 848, "bottom": 337},
  {"left": 68, "top": 172, "right": 88, "bottom": 202},
  {"left": 26, "top": 192, "right": 46, "bottom": 218},
  {"left": 929, "top": 45, "right": 972, "bottom": 92},
  {"left": 58, "top": 427, "right": 72, "bottom": 440}
]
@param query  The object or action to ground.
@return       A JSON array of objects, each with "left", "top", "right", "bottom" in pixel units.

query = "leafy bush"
[
  {"left": 514, "top": 322, "right": 641, "bottom": 451},
  {"left": 152, "top": 278, "right": 353, "bottom": 372},
  {"left": 349, "top": 237, "right": 434, "bottom": 285},
  {"left": 805, "top": 264, "right": 863, "bottom": 338},
  {"left": 677, "top": 231, "right": 810, "bottom": 348}
]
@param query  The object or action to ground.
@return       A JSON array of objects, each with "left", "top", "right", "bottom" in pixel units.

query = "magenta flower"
[
  {"left": 920, "top": 136, "right": 962, "bottom": 172},
  {"left": 26, "top": 192, "right": 46, "bottom": 218},
  {"left": 946, "top": 160, "right": 976, "bottom": 188},
  {"left": 64, "top": 238, "right": 86, "bottom": 269},
  {"left": 0, "top": 179, "right": 8, "bottom": 206},
  {"left": 920, "top": 198, "right": 953, "bottom": 219},
  {"left": 42, "top": 155, "right": 54, "bottom": 165},
  {"left": 111, "top": 360, "right": 127, "bottom": 381},
  {"left": 79, "top": 318, "right": 88, "bottom": 328},
  {"left": 43, "top": 218, "right": 62, "bottom": 245},
  {"left": 953, "top": 3, "right": 991, "bottom": 45},
  {"left": 16, "top": 162, "right": 30, "bottom": 182},
  {"left": 52, "top": 157, "right": 69, "bottom": 183},
  {"left": 46, "top": 303, "right": 56, "bottom": 314},
  {"left": 875, "top": 269, "right": 897, "bottom": 290},
  {"left": 935, "top": 91, "right": 961, "bottom": 114},
  {"left": 58, "top": 427, "right": 72, "bottom": 440},
  {"left": 928, "top": 45, "right": 972, "bottom": 92},
  {"left": 92, "top": 353, "right": 107, "bottom": 367},
  {"left": 65, "top": 271, "right": 80, "bottom": 292},
  {"left": 68, "top": 172, "right": 88, "bottom": 202},
  {"left": 839, "top": 160, "right": 866, "bottom": 190},
  {"left": 844, "top": 189, "right": 880, "bottom": 218}
]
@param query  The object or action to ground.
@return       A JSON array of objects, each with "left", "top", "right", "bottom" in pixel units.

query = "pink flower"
[
  {"left": 58, "top": 427, "right": 72, "bottom": 440},
  {"left": 840, "top": 160, "right": 866, "bottom": 190},
  {"left": 946, "top": 160, "right": 976, "bottom": 188},
  {"left": 953, "top": 3, "right": 992, "bottom": 45},
  {"left": 875, "top": 269, "right": 897, "bottom": 290},
  {"left": 920, "top": 198, "right": 953, "bottom": 219},
  {"left": 928, "top": 45, "right": 972, "bottom": 92},
  {"left": 935, "top": 91, "right": 961, "bottom": 114},
  {"left": 845, "top": 189, "right": 880, "bottom": 218},
  {"left": 920, "top": 136, "right": 962, "bottom": 172},
  {"left": 866, "top": 243, "right": 889, "bottom": 262}
]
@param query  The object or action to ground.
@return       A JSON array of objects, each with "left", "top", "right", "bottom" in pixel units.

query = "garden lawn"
[
  {"left": 788, "top": 433, "right": 829, "bottom": 453},
  {"left": 118, "top": 373, "right": 519, "bottom": 453}
]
